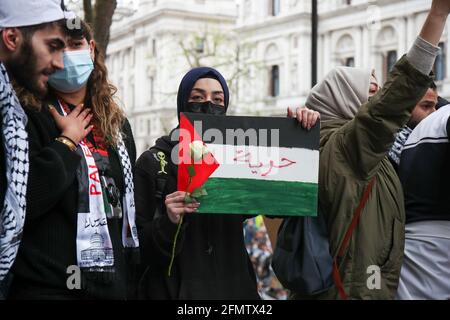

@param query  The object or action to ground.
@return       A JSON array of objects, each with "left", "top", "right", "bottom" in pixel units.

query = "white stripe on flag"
[{"left": 205, "top": 144, "right": 319, "bottom": 183}]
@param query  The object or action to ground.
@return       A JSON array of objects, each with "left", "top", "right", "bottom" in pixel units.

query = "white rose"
[{"left": 189, "top": 140, "right": 209, "bottom": 162}]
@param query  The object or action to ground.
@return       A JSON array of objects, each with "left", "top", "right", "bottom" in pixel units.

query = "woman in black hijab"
[{"left": 134, "top": 67, "right": 318, "bottom": 299}]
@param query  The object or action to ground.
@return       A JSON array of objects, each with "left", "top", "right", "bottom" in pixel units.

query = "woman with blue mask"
[
  {"left": 48, "top": 48, "right": 94, "bottom": 93},
  {"left": 134, "top": 67, "right": 319, "bottom": 299},
  {"left": 9, "top": 20, "right": 139, "bottom": 299}
]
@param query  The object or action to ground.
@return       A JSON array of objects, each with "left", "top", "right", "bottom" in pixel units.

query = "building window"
[
  {"left": 271, "top": 0, "right": 280, "bottom": 16},
  {"left": 270, "top": 65, "right": 280, "bottom": 97},
  {"left": 292, "top": 36, "right": 298, "bottom": 49},
  {"left": 434, "top": 42, "right": 446, "bottom": 81},
  {"left": 290, "top": 62, "right": 298, "bottom": 91},
  {"left": 152, "top": 39, "right": 157, "bottom": 57},
  {"left": 147, "top": 119, "right": 152, "bottom": 135},
  {"left": 195, "top": 38, "right": 205, "bottom": 54},
  {"left": 127, "top": 48, "right": 134, "bottom": 67},
  {"left": 129, "top": 82, "right": 135, "bottom": 109},
  {"left": 345, "top": 57, "right": 355, "bottom": 67},
  {"left": 336, "top": 34, "right": 355, "bottom": 68},
  {"left": 387, "top": 50, "right": 397, "bottom": 71},
  {"left": 383, "top": 50, "right": 397, "bottom": 81},
  {"left": 149, "top": 76, "right": 154, "bottom": 104}
]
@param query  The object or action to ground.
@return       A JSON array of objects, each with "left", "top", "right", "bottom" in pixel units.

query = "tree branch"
[
  {"left": 179, "top": 40, "right": 196, "bottom": 68},
  {"left": 83, "top": 0, "right": 93, "bottom": 25},
  {"left": 92, "top": 0, "right": 117, "bottom": 56}
]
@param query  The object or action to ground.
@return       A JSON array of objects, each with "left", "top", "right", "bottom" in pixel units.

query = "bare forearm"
[
  {"left": 420, "top": 8, "right": 448, "bottom": 46},
  {"left": 407, "top": 3, "right": 449, "bottom": 75}
]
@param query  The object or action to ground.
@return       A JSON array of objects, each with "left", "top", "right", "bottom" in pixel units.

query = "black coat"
[
  {"left": 9, "top": 101, "right": 137, "bottom": 300},
  {"left": 134, "top": 134, "right": 259, "bottom": 300}
]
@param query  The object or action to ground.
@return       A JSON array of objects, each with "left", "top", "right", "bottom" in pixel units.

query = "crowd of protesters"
[{"left": 1, "top": 0, "right": 450, "bottom": 300}]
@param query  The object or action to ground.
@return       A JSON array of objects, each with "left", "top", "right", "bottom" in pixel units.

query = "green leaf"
[
  {"left": 184, "top": 194, "right": 194, "bottom": 203},
  {"left": 191, "top": 186, "right": 208, "bottom": 198},
  {"left": 187, "top": 165, "right": 196, "bottom": 177},
  {"left": 198, "top": 186, "right": 208, "bottom": 196},
  {"left": 190, "top": 188, "right": 202, "bottom": 198}
]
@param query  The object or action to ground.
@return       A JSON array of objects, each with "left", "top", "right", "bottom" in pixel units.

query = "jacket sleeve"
[
  {"left": 25, "top": 110, "right": 81, "bottom": 221},
  {"left": 339, "top": 56, "right": 433, "bottom": 178},
  {"left": 134, "top": 150, "right": 187, "bottom": 265}
]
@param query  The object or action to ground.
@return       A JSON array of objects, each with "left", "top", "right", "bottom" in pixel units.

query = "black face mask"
[{"left": 186, "top": 101, "right": 226, "bottom": 115}]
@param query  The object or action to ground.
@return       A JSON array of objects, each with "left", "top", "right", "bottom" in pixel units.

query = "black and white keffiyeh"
[
  {"left": 0, "top": 63, "right": 29, "bottom": 281},
  {"left": 116, "top": 140, "right": 139, "bottom": 249},
  {"left": 388, "top": 125, "right": 413, "bottom": 166}
]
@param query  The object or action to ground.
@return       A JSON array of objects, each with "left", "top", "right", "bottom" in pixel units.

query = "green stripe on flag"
[{"left": 195, "top": 178, "right": 317, "bottom": 216}]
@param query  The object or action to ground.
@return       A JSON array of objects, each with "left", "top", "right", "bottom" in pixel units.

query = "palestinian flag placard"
[{"left": 178, "top": 112, "right": 319, "bottom": 216}]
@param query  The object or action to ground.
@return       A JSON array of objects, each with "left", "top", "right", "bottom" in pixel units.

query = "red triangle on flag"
[{"left": 178, "top": 113, "right": 219, "bottom": 193}]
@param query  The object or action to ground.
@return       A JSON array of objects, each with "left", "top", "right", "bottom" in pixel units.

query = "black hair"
[
  {"left": 430, "top": 81, "right": 437, "bottom": 91},
  {"left": 436, "top": 96, "right": 450, "bottom": 109},
  {"left": 64, "top": 19, "right": 86, "bottom": 40}
]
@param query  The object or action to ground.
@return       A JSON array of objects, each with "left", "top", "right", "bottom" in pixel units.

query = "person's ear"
[
  {"left": 2, "top": 28, "right": 21, "bottom": 52},
  {"left": 89, "top": 40, "right": 96, "bottom": 61}
]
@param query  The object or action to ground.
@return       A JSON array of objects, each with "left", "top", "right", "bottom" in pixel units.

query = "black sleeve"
[
  {"left": 25, "top": 110, "right": 81, "bottom": 221},
  {"left": 134, "top": 150, "right": 187, "bottom": 265},
  {"left": 446, "top": 117, "right": 450, "bottom": 139}
]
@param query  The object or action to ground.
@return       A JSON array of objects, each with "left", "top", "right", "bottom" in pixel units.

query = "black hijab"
[{"left": 176, "top": 67, "right": 229, "bottom": 118}]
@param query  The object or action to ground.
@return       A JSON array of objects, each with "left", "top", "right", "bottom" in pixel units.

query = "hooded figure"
[
  {"left": 298, "top": 56, "right": 434, "bottom": 300},
  {"left": 134, "top": 67, "right": 260, "bottom": 300},
  {"left": 306, "top": 66, "right": 371, "bottom": 122}
]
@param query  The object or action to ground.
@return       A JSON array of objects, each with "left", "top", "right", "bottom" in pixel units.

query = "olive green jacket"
[{"left": 317, "top": 56, "right": 433, "bottom": 299}]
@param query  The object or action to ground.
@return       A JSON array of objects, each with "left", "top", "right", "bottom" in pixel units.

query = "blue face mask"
[{"left": 48, "top": 50, "right": 94, "bottom": 93}]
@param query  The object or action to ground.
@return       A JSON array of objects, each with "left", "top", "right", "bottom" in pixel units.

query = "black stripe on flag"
[{"left": 182, "top": 112, "right": 319, "bottom": 150}]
